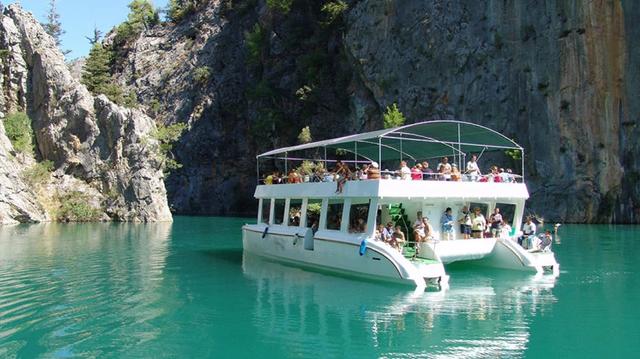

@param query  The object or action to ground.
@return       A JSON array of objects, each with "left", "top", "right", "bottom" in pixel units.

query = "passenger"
[
  {"left": 413, "top": 220, "right": 426, "bottom": 243},
  {"left": 421, "top": 161, "right": 434, "bottom": 180},
  {"left": 399, "top": 161, "right": 411, "bottom": 180},
  {"left": 441, "top": 207, "right": 455, "bottom": 240},
  {"left": 422, "top": 217, "right": 434, "bottom": 241},
  {"left": 489, "top": 208, "right": 503, "bottom": 238},
  {"left": 500, "top": 220, "right": 512, "bottom": 239},
  {"left": 471, "top": 207, "right": 486, "bottom": 238},
  {"left": 411, "top": 164, "right": 423, "bottom": 180},
  {"left": 466, "top": 154, "right": 481, "bottom": 181},
  {"left": 391, "top": 226, "right": 406, "bottom": 252},
  {"left": 414, "top": 211, "right": 424, "bottom": 228},
  {"left": 374, "top": 224, "right": 384, "bottom": 241},
  {"left": 520, "top": 217, "right": 536, "bottom": 248},
  {"left": 382, "top": 222, "right": 394, "bottom": 242},
  {"left": 358, "top": 164, "right": 369, "bottom": 180},
  {"left": 335, "top": 160, "right": 351, "bottom": 193},
  {"left": 288, "top": 169, "right": 300, "bottom": 183},
  {"left": 450, "top": 164, "right": 462, "bottom": 181},
  {"left": 367, "top": 161, "right": 381, "bottom": 179},
  {"left": 264, "top": 172, "right": 274, "bottom": 185},
  {"left": 506, "top": 168, "right": 515, "bottom": 183},
  {"left": 540, "top": 230, "right": 553, "bottom": 251},
  {"left": 499, "top": 168, "right": 510, "bottom": 183},
  {"left": 437, "top": 157, "right": 452, "bottom": 181},
  {"left": 489, "top": 165, "right": 501, "bottom": 182},
  {"left": 458, "top": 206, "right": 472, "bottom": 239}
]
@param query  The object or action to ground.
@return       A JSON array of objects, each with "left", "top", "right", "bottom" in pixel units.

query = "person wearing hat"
[{"left": 367, "top": 161, "right": 380, "bottom": 180}]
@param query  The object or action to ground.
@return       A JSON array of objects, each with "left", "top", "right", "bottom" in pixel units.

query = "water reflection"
[
  {"left": 0, "top": 222, "right": 172, "bottom": 357},
  {"left": 242, "top": 254, "right": 556, "bottom": 358}
]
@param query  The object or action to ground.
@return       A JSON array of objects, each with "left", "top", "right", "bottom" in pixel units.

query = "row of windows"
[{"left": 259, "top": 198, "right": 371, "bottom": 234}]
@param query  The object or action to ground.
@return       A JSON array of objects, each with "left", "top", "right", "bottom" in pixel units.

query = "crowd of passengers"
[
  {"left": 370, "top": 208, "right": 552, "bottom": 254},
  {"left": 263, "top": 155, "right": 518, "bottom": 188}
]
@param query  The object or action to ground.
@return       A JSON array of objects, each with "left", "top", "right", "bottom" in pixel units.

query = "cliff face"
[
  {"left": 0, "top": 5, "right": 172, "bottom": 223},
  {"left": 104, "top": 1, "right": 640, "bottom": 222}
]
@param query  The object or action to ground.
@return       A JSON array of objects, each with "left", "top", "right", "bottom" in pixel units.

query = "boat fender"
[
  {"left": 293, "top": 233, "right": 299, "bottom": 245},
  {"left": 262, "top": 227, "right": 269, "bottom": 239},
  {"left": 359, "top": 239, "right": 367, "bottom": 256}
]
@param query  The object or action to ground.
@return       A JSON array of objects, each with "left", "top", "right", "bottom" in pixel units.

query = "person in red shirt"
[{"left": 411, "top": 163, "right": 423, "bottom": 180}]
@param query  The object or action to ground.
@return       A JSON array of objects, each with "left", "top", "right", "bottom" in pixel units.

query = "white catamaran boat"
[{"left": 242, "top": 121, "right": 559, "bottom": 288}]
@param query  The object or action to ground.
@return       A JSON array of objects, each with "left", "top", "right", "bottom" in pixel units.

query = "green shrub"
[
  {"left": 383, "top": 103, "right": 405, "bottom": 129},
  {"left": 267, "top": 0, "right": 293, "bottom": 14},
  {"left": 297, "top": 126, "right": 312, "bottom": 144},
  {"left": 23, "top": 160, "right": 54, "bottom": 186},
  {"left": 167, "top": 0, "right": 196, "bottom": 22},
  {"left": 193, "top": 66, "right": 211, "bottom": 84},
  {"left": 56, "top": 191, "right": 102, "bottom": 222},
  {"left": 3, "top": 112, "right": 33, "bottom": 154},
  {"left": 114, "top": 0, "right": 160, "bottom": 45},
  {"left": 245, "top": 23, "right": 266, "bottom": 65},
  {"left": 321, "top": 1, "right": 348, "bottom": 25},
  {"left": 151, "top": 122, "right": 187, "bottom": 173}
]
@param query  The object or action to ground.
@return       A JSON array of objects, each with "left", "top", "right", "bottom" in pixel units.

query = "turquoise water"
[{"left": 0, "top": 218, "right": 638, "bottom": 358}]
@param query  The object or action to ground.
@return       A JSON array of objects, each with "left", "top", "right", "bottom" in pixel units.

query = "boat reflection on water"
[{"left": 242, "top": 253, "right": 556, "bottom": 358}]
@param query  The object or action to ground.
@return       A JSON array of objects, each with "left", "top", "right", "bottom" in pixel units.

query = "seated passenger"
[
  {"left": 391, "top": 226, "right": 406, "bottom": 252},
  {"left": 437, "top": 157, "right": 452, "bottom": 181},
  {"left": 499, "top": 168, "right": 510, "bottom": 183},
  {"left": 335, "top": 160, "right": 351, "bottom": 193},
  {"left": 265, "top": 172, "right": 274, "bottom": 185},
  {"left": 450, "top": 164, "right": 462, "bottom": 181},
  {"left": 382, "top": 222, "right": 394, "bottom": 242},
  {"left": 374, "top": 224, "right": 384, "bottom": 241},
  {"left": 540, "top": 230, "right": 553, "bottom": 251},
  {"left": 367, "top": 162, "right": 381, "bottom": 180},
  {"left": 411, "top": 164, "right": 423, "bottom": 180},
  {"left": 441, "top": 207, "right": 455, "bottom": 240},
  {"left": 421, "top": 161, "right": 434, "bottom": 180},
  {"left": 413, "top": 221, "right": 427, "bottom": 242},
  {"left": 358, "top": 164, "right": 369, "bottom": 180}
]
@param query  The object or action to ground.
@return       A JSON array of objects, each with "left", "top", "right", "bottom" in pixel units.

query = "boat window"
[
  {"left": 348, "top": 200, "right": 370, "bottom": 233},
  {"left": 288, "top": 199, "right": 303, "bottom": 226},
  {"left": 326, "top": 199, "right": 344, "bottom": 230},
  {"left": 495, "top": 203, "right": 516, "bottom": 230},
  {"left": 261, "top": 199, "right": 271, "bottom": 224},
  {"left": 306, "top": 199, "right": 322, "bottom": 231},
  {"left": 469, "top": 202, "right": 488, "bottom": 217},
  {"left": 273, "top": 199, "right": 286, "bottom": 224}
]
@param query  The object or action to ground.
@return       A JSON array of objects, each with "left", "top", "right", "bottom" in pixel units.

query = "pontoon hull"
[{"left": 243, "top": 224, "right": 447, "bottom": 287}]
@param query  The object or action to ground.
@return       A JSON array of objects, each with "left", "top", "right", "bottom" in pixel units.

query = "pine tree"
[
  {"left": 43, "top": 0, "right": 69, "bottom": 55},
  {"left": 81, "top": 43, "right": 123, "bottom": 104},
  {"left": 85, "top": 26, "right": 103, "bottom": 45}
]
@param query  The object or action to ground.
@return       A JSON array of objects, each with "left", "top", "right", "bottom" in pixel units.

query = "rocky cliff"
[
  {"left": 4, "top": 0, "right": 639, "bottom": 223},
  {"left": 0, "top": 5, "right": 172, "bottom": 223},
  {"left": 106, "top": 0, "right": 638, "bottom": 223}
]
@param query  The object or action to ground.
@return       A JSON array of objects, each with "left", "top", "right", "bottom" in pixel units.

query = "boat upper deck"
[{"left": 255, "top": 180, "right": 529, "bottom": 200}]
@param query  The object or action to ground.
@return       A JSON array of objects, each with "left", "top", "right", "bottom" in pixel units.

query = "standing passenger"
[
  {"left": 489, "top": 208, "right": 503, "bottom": 238},
  {"left": 459, "top": 206, "right": 472, "bottom": 239},
  {"left": 367, "top": 162, "right": 380, "bottom": 180},
  {"left": 411, "top": 164, "right": 423, "bottom": 180},
  {"left": 421, "top": 161, "right": 434, "bottom": 180},
  {"left": 437, "top": 157, "right": 452, "bottom": 180},
  {"left": 441, "top": 207, "right": 455, "bottom": 240},
  {"left": 466, "top": 154, "right": 481, "bottom": 181},
  {"left": 399, "top": 161, "right": 411, "bottom": 180},
  {"left": 471, "top": 207, "right": 486, "bottom": 238}
]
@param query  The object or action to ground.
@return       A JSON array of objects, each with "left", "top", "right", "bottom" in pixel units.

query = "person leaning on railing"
[{"left": 367, "top": 162, "right": 380, "bottom": 179}]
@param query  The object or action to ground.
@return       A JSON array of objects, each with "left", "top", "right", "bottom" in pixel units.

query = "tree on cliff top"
[
  {"left": 383, "top": 103, "right": 405, "bottom": 129},
  {"left": 114, "top": 0, "right": 160, "bottom": 45},
  {"left": 81, "top": 43, "right": 125, "bottom": 105},
  {"left": 42, "top": 0, "right": 70, "bottom": 55}
]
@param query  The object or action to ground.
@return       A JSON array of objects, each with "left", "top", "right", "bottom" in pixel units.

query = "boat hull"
[{"left": 242, "top": 224, "right": 447, "bottom": 287}]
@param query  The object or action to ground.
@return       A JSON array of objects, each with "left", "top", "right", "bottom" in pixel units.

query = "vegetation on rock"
[
  {"left": 151, "top": 122, "right": 187, "bottom": 173},
  {"left": 166, "top": 0, "right": 197, "bottom": 22},
  {"left": 56, "top": 191, "right": 102, "bottom": 222},
  {"left": 193, "top": 66, "right": 211, "bottom": 84},
  {"left": 321, "top": 1, "right": 348, "bottom": 25},
  {"left": 114, "top": 0, "right": 159, "bottom": 46},
  {"left": 383, "top": 103, "right": 405, "bottom": 129},
  {"left": 267, "top": 0, "right": 293, "bottom": 14},
  {"left": 297, "top": 126, "right": 312, "bottom": 144},
  {"left": 3, "top": 112, "right": 33, "bottom": 154},
  {"left": 22, "top": 160, "right": 54, "bottom": 187},
  {"left": 42, "top": 0, "right": 70, "bottom": 55},
  {"left": 244, "top": 23, "right": 266, "bottom": 66}
]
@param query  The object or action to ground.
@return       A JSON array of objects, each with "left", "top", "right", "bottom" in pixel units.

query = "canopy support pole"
[
  {"left": 354, "top": 141, "right": 358, "bottom": 167},
  {"left": 521, "top": 149, "right": 525, "bottom": 180},
  {"left": 457, "top": 123, "right": 462, "bottom": 168},
  {"left": 256, "top": 158, "right": 260, "bottom": 184},
  {"left": 324, "top": 146, "right": 327, "bottom": 170},
  {"left": 284, "top": 151, "right": 288, "bottom": 177},
  {"left": 378, "top": 137, "right": 382, "bottom": 167},
  {"left": 400, "top": 135, "right": 403, "bottom": 162}
]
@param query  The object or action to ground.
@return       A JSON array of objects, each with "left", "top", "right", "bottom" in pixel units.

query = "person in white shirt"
[
  {"left": 399, "top": 160, "right": 411, "bottom": 180},
  {"left": 437, "top": 157, "right": 452, "bottom": 181},
  {"left": 466, "top": 154, "right": 481, "bottom": 181},
  {"left": 520, "top": 217, "right": 536, "bottom": 248}
]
